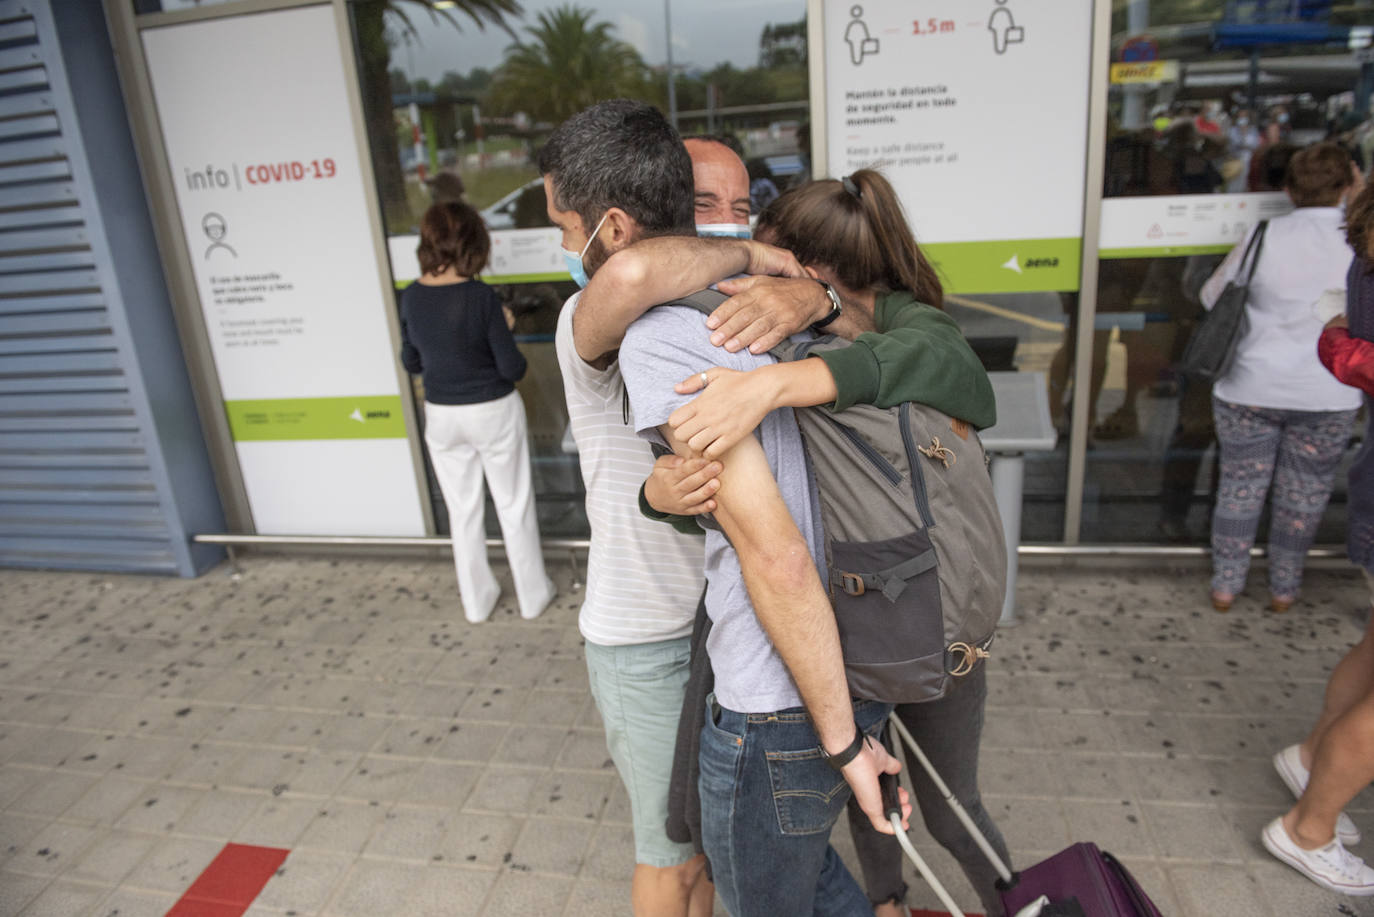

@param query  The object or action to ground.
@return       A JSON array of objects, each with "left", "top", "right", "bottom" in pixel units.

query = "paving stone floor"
[{"left": 2, "top": 555, "right": 1374, "bottom": 916}]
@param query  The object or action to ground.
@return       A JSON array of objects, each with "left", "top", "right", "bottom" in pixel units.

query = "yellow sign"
[{"left": 1110, "top": 61, "right": 1179, "bottom": 84}]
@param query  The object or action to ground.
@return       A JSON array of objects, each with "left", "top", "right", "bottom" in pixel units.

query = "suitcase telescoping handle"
[
  {"left": 882, "top": 711, "right": 1022, "bottom": 917},
  {"left": 879, "top": 768, "right": 968, "bottom": 916}
]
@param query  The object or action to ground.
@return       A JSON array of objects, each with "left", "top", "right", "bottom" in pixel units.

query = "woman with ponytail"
[
  {"left": 744, "top": 168, "right": 1013, "bottom": 917},
  {"left": 575, "top": 164, "right": 1008, "bottom": 914},
  {"left": 617, "top": 169, "right": 1013, "bottom": 917}
]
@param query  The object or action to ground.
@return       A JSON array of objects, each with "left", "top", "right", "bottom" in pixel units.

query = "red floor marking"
[{"left": 165, "top": 843, "right": 290, "bottom": 917}]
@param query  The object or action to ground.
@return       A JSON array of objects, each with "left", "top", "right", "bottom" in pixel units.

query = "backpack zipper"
[
  {"left": 820, "top": 414, "right": 901, "bottom": 487},
  {"left": 899, "top": 409, "right": 936, "bottom": 528}
]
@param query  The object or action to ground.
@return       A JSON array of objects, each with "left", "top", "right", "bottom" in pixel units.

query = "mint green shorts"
[{"left": 584, "top": 636, "right": 697, "bottom": 868}]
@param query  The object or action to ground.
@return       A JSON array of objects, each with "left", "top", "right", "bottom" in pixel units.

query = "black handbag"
[{"left": 1178, "top": 220, "right": 1268, "bottom": 381}]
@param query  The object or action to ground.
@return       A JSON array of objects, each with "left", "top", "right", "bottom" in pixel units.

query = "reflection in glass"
[{"left": 1078, "top": 0, "right": 1373, "bottom": 543}]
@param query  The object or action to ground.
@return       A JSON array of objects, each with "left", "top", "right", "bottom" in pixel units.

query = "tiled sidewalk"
[{"left": 1, "top": 556, "right": 1374, "bottom": 916}]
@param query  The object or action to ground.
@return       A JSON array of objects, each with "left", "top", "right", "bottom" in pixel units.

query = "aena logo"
[
  {"left": 349, "top": 408, "right": 392, "bottom": 423},
  {"left": 1001, "top": 254, "right": 1059, "bottom": 274}
]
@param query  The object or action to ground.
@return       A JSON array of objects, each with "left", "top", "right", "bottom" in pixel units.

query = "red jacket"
[{"left": 1318, "top": 325, "right": 1374, "bottom": 396}]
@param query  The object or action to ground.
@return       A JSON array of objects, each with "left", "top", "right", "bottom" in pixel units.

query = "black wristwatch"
[
  {"left": 811, "top": 280, "right": 843, "bottom": 331},
  {"left": 819, "top": 724, "right": 865, "bottom": 771}
]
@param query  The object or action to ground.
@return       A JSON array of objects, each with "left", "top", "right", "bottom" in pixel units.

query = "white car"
[{"left": 479, "top": 178, "right": 550, "bottom": 231}]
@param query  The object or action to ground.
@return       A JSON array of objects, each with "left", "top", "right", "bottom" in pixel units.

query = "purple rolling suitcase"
[
  {"left": 880, "top": 713, "right": 1165, "bottom": 917},
  {"left": 998, "top": 842, "right": 1163, "bottom": 917}
]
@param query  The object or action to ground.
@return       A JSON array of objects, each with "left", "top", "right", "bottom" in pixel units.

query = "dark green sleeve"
[
  {"left": 815, "top": 292, "right": 997, "bottom": 430},
  {"left": 638, "top": 482, "right": 705, "bottom": 536}
]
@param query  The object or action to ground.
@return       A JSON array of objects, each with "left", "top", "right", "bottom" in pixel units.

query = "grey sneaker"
[
  {"left": 1262, "top": 818, "right": 1374, "bottom": 896},
  {"left": 1274, "top": 745, "right": 1361, "bottom": 845}
]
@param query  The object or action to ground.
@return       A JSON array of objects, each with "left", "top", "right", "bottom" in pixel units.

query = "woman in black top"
[{"left": 399, "top": 202, "right": 555, "bottom": 622}]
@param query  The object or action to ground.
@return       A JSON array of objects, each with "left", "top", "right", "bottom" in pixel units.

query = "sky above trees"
[{"left": 394, "top": 0, "right": 805, "bottom": 83}]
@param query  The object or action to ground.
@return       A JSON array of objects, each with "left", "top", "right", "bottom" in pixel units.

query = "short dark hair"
[
  {"left": 1285, "top": 142, "right": 1354, "bottom": 207},
  {"left": 416, "top": 201, "right": 489, "bottom": 276},
  {"left": 537, "top": 99, "right": 694, "bottom": 238},
  {"left": 683, "top": 132, "right": 745, "bottom": 159}
]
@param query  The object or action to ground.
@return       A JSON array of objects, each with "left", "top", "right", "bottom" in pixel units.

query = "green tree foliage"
[
  {"left": 438, "top": 68, "right": 493, "bottom": 96},
  {"left": 486, "top": 5, "right": 650, "bottom": 123},
  {"left": 352, "top": 0, "right": 522, "bottom": 230}
]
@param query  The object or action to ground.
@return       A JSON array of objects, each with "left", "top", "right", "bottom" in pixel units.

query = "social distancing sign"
[{"left": 820, "top": 0, "right": 1093, "bottom": 293}]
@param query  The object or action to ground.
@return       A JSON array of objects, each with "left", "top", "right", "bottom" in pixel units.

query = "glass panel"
[
  {"left": 133, "top": 0, "right": 243, "bottom": 12},
  {"left": 953, "top": 291, "right": 1072, "bottom": 543},
  {"left": 1078, "top": 0, "right": 1373, "bottom": 545},
  {"left": 347, "top": 0, "right": 811, "bottom": 539}
]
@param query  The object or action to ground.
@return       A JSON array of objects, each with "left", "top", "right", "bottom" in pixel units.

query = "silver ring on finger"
[{"left": 700, "top": 372, "right": 710, "bottom": 388}]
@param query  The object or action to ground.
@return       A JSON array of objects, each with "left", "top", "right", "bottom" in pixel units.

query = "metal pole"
[
  {"left": 1121, "top": 0, "right": 1150, "bottom": 129},
  {"left": 665, "top": 0, "right": 677, "bottom": 128},
  {"left": 1063, "top": 0, "right": 1114, "bottom": 543}
]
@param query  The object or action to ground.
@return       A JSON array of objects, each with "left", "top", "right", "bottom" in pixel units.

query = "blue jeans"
[{"left": 699, "top": 694, "right": 892, "bottom": 917}]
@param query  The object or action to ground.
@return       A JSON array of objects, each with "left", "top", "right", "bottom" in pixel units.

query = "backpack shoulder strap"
[
  {"left": 666, "top": 289, "right": 728, "bottom": 316},
  {"left": 661, "top": 287, "right": 849, "bottom": 366}
]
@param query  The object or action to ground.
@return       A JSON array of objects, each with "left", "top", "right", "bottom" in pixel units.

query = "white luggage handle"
[{"left": 881, "top": 711, "right": 1023, "bottom": 917}]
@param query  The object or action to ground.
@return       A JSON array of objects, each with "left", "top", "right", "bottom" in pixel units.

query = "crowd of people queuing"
[{"left": 397, "top": 97, "right": 1374, "bottom": 912}]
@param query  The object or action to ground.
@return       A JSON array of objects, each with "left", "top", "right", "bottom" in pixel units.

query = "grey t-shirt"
[{"left": 620, "top": 302, "right": 825, "bottom": 714}]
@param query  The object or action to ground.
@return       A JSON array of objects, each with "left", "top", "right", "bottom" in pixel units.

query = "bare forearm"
[
  {"left": 676, "top": 429, "right": 855, "bottom": 749},
  {"left": 761, "top": 359, "right": 839, "bottom": 411},
  {"left": 573, "top": 237, "right": 752, "bottom": 364},
  {"left": 736, "top": 544, "right": 854, "bottom": 749}
]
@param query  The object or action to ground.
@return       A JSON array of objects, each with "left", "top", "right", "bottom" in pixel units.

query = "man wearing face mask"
[
  {"left": 551, "top": 174, "right": 717, "bottom": 915},
  {"left": 684, "top": 134, "right": 752, "bottom": 238},
  {"left": 550, "top": 120, "right": 798, "bottom": 917}
]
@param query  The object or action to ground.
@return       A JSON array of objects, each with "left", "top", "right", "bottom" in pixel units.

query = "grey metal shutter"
[{"left": 0, "top": 0, "right": 183, "bottom": 573}]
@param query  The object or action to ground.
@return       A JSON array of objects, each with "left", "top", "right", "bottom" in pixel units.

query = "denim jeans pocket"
[{"left": 764, "top": 746, "right": 850, "bottom": 836}]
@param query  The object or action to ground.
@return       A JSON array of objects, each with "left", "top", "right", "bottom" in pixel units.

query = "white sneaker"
[
  {"left": 1262, "top": 818, "right": 1374, "bottom": 896},
  {"left": 1274, "top": 744, "right": 1361, "bottom": 845}
]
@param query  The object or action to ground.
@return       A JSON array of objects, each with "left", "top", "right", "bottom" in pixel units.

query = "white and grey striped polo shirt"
[{"left": 555, "top": 294, "right": 704, "bottom": 647}]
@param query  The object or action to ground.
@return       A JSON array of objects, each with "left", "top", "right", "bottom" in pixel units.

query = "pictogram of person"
[
  {"left": 844, "top": 5, "right": 880, "bottom": 66},
  {"left": 202, "top": 212, "right": 237, "bottom": 260},
  {"left": 988, "top": 0, "right": 1025, "bottom": 54}
]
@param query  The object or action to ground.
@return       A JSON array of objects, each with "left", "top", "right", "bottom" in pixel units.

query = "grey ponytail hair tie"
[{"left": 841, "top": 175, "right": 862, "bottom": 199}]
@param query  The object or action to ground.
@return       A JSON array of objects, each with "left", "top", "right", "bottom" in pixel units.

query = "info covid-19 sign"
[{"left": 143, "top": 5, "right": 426, "bottom": 536}]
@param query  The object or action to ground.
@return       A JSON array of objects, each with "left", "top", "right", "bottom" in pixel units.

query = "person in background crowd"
[
  {"left": 1201, "top": 143, "right": 1363, "bottom": 613},
  {"left": 1261, "top": 179, "right": 1374, "bottom": 896},
  {"left": 398, "top": 202, "right": 555, "bottom": 623},
  {"left": 425, "top": 170, "right": 465, "bottom": 204}
]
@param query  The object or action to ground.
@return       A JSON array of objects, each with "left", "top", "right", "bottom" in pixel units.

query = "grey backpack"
[{"left": 676, "top": 290, "right": 1007, "bottom": 703}]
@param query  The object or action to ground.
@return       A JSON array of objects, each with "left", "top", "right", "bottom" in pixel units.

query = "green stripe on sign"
[
  {"left": 483, "top": 271, "right": 573, "bottom": 285},
  {"left": 394, "top": 271, "right": 571, "bottom": 290},
  {"left": 1099, "top": 244, "right": 1235, "bottom": 259},
  {"left": 225, "top": 396, "right": 408, "bottom": 441},
  {"left": 922, "top": 238, "right": 1082, "bottom": 294}
]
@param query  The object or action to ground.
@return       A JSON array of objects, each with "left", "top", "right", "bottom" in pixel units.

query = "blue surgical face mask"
[
  {"left": 562, "top": 212, "right": 609, "bottom": 288},
  {"left": 696, "top": 223, "right": 752, "bottom": 239}
]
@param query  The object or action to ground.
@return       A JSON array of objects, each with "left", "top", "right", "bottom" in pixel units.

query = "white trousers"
[{"left": 423, "top": 392, "right": 554, "bottom": 621}]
